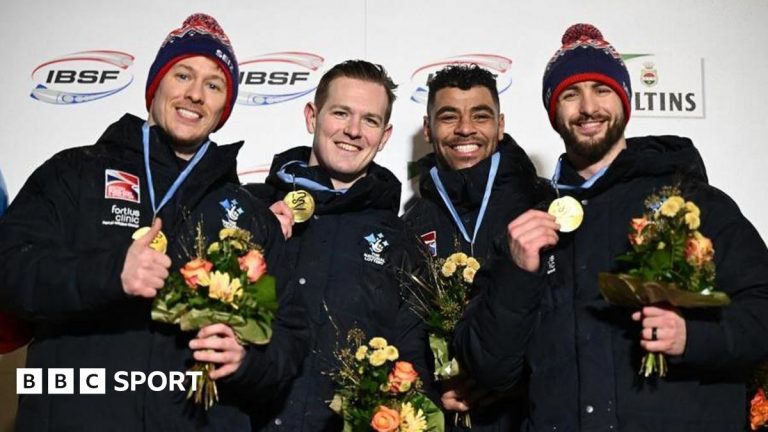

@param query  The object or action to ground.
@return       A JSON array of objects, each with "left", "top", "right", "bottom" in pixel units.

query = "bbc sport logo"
[{"left": 16, "top": 368, "right": 202, "bottom": 395}]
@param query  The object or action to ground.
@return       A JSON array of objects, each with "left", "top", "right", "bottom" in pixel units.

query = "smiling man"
[
  {"left": 247, "top": 60, "right": 431, "bottom": 431},
  {"left": 402, "top": 64, "right": 542, "bottom": 431},
  {"left": 454, "top": 23, "right": 768, "bottom": 431},
  {"left": 0, "top": 14, "right": 307, "bottom": 430}
]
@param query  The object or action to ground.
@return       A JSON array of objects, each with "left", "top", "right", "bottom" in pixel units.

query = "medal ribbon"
[
  {"left": 550, "top": 156, "right": 608, "bottom": 194},
  {"left": 429, "top": 152, "right": 500, "bottom": 249},
  {"left": 275, "top": 160, "right": 348, "bottom": 194},
  {"left": 142, "top": 122, "right": 210, "bottom": 217}
]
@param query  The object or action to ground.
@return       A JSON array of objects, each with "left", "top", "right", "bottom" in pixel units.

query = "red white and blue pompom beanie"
[
  {"left": 145, "top": 13, "right": 239, "bottom": 131},
  {"left": 542, "top": 23, "right": 631, "bottom": 127}
]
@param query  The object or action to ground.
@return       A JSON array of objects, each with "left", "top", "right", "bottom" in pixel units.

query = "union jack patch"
[
  {"left": 104, "top": 169, "right": 140, "bottom": 203},
  {"left": 420, "top": 231, "right": 437, "bottom": 257}
]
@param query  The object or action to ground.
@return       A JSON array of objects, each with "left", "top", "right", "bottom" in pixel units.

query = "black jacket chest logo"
[
  {"left": 363, "top": 232, "right": 389, "bottom": 265},
  {"left": 104, "top": 169, "right": 140, "bottom": 203}
]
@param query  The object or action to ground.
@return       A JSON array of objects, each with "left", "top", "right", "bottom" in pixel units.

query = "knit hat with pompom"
[{"left": 542, "top": 23, "right": 631, "bottom": 127}]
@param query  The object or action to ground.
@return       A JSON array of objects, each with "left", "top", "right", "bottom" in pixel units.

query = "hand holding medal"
[
  {"left": 121, "top": 218, "right": 172, "bottom": 298},
  {"left": 132, "top": 222, "right": 168, "bottom": 253}
]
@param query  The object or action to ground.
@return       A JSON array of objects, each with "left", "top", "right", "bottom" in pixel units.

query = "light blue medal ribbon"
[
  {"left": 429, "top": 152, "right": 500, "bottom": 256},
  {"left": 275, "top": 160, "right": 348, "bottom": 194},
  {"left": 142, "top": 122, "right": 210, "bottom": 218},
  {"left": 550, "top": 156, "right": 608, "bottom": 195}
]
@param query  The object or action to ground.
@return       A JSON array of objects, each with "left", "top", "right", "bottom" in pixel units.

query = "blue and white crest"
[
  {"left": 363, "top": 232, "right": 389, "bottom": 265},
  {"left": 220, "top": 198, "right": 244, "bottom": 228}
]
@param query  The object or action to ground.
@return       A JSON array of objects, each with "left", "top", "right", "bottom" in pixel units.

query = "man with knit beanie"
[
  {"left": 455, "top": 23, "right": 768, "bottom": 430},
  {"left": 0, "top": 14, "right": 307, "bottom": 430}
]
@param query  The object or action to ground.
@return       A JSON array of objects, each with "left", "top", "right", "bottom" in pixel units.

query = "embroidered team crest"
[
  {"left": 363, "top": 233, "right": 389, "bottom": 265},
  {"left": 104, "top": 169, "right": 140, "bottom": 203},
  {"left": 220, "top": 198, "right": 244, "bottom": 229},
  {"left": 420, "top": 231, "right": 437, "bottom": 257}
]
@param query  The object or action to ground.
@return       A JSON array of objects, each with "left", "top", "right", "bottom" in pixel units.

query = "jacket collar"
[
  {"left": 417, "top": 134, "right": 538, "bottom": 212},
  {"left": 266, "top": 146, "right": 401, "bottom": 215},
  {"left": 95, "top": 113, "right": 244, "bottom": 206},
  {"left": 557, "top": 135, "right": 709, "bottom": 198}
]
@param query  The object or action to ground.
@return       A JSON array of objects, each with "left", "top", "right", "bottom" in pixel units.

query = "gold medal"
[
  {"left": 283, "top": 190, "right": 315, "bottom": 223},
  {"left": 548, "top": 196, "right": 584, "bottom": 233},
  {"left": 132, "top": 226, "right": 168, "bottom": 253}
]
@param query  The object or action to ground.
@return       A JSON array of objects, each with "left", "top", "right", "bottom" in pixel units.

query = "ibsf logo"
[
  {"left": 30, "top": 50, "right": 134, "bottom": 104},
  {"left": 409, "top": 54, "right": 514, "bottom": 104},
  {"left": 238, "top": 52, "right": 324, "bottom": 106}
]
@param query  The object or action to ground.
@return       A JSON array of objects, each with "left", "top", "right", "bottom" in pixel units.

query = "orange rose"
[
  {"left": 628, "top": 217, "right": 651, "bottom": 246},
  {"left": 751, "top": 388, "right": 768, "bottom": 430},
  {"left": 179, "top": 258, "right": 213, "bottom": 288},
  {"left": 238, "top": 249, "right": 267, "bottom": 282},
  {"left": 684, "top": 232, "right": 714, "bottom": 267},
  {"left": 371, "top": 405, "right": 400, "bottom": 432},
  {"left": 388, "top": 361, "right": 419, "bottom": 393}
]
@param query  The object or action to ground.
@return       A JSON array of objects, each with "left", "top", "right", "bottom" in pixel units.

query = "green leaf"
[
  {"left": 251, "top": 275, "right": 278, "bottom": 312},
  {"left": 178, "top": 309, "right": 247, "bottom": 332},
  {"left": 232, "top": 317, "right": 273, "bottom": 345},
  {"left": 150, "top": 300, "right": 188, "bottom": 324},
  {"left": 429, "top": 334, "right": 460, "bottom": 380},
  {"left": 409, "top": 392, "right": 445, "bottom": 432},
  {"left": 599, "top": 273, "right": 731, "bottom": 308}
]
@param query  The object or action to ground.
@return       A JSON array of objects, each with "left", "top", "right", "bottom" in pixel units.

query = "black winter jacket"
[
  {"left": 0, "top": 114, "right": 308, "bottom": 431},
  {"left": 246, "top": 147, "right": 431, "bottom": 431},
  {"left": 402, "top": 135, "right": 542, "bottom": 430},
  {"left": 455, "top": 136, "right": 768, "bottom": 431}
]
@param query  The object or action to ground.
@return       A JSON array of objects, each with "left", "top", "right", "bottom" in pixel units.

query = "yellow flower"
[
  {"left": 355, "top": 345, "right": 369, "bottom": 361},
  {"left": 685, "top": 201, "right": 700, "bottom": 217},
  {"left": 207, "top": 271, "right": 243, "bottom": 305},
  {"left": 369, "top": 337, "right": 388, "bottom": 349},
  {"left": 369, "top": 349, "right": 388, "bottom": 367},
  {"left": 659, "top": 196, "right": 685, "bottom": 217},
  {"left": 466, "top": 257, "right": 480, "bottom": 271},
  {"left": 399, "top": 402, "right": 428, "bottom": 432},
  {"left": 448, "top": 252, "right": 468, "bottom": 266},
  {"left": 219, "top": 228, "right": 238, "bottom": 240},
  {"left": 207, "top": 242, "right": 221, "bottom": 254},
  {"left": 684, "top": 212, "right": 701, "bottom": 230},
  {"left": 657, "top": 241, "right": 666, "bottom": 250},
  {"left": 383, "top": 345, "right": 399, "bottom": 361},
  {"left": 462, "top": 266, "right": 477, "bottom": 283},
  {"left": 441, "top": 260, "right": 457, "bottom": 277}
]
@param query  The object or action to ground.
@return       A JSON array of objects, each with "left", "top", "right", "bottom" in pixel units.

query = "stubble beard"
[{"left": 556, "top": 113, "right": 626, "bottom": 165}]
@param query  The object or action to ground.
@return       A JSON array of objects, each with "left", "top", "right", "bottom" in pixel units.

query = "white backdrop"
[{"left": 2, "top": 0, "right": 767, "bottom": 242}]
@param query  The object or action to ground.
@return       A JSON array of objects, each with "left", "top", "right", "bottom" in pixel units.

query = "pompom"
[
  {"left": 562, "top": 23, "right": 603, "bottom": 45},
  {"left": 182, "top": 13, "right": 227, "bottom": 39}
]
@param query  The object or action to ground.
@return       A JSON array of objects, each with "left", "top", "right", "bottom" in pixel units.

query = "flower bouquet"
[
  {"left": 407, "top": 252, "right": 480, "bottom": 382},
  {"left": 329, "top": 330, "right": 444, "bottom": 432},
  {"left": 599, "top": 185, "right": 730, "bottom": 377},
  {"left": 151, "top": 226, "right": 278, "bottom": 408}
]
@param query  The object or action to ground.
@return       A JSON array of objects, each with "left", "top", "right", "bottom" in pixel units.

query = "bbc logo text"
[{"left": 17, "top": 368, "right": 203, "bottom": 395}]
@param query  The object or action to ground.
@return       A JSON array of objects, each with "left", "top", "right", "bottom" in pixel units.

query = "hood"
[
  {"left": 559, "top": 135, "right": 708, "bottom": 198},
  {"left": 95, "top": 113, "right": 243, "bottom": 191}
]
